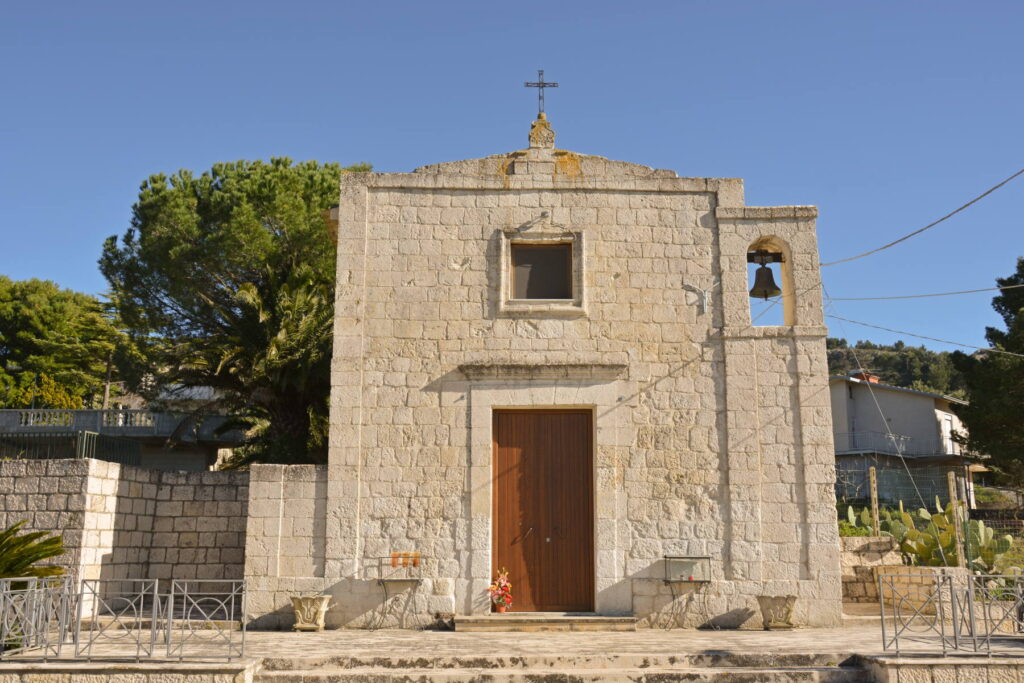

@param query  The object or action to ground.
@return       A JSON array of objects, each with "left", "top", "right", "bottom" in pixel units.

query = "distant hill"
[{"left": 826, "top": 338, "right": 966, "bottom": 398}]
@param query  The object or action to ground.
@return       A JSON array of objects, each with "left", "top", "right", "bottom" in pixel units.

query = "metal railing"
[
  {"left": 835, "top": 430, "right": 968, "bottom": 458},
  {"left": 75, "top": 579, "right": 160, "bottom": 661},
  {"left": 0, "top": 578, "right": 246, "bottom": 661},
  {"left": 834, "top": 431, "right": 914, "bottom": 455},
  {"left": 0, "top": 410, "right": 242, "bottom": 444},
  {"left": 0, "top": 577, "right": 73, "bottom": 658},
  {"left": 166, "top": 580, "right": 246, "bottom": 661},
  {"left": 0, "top": 431, "right": 141, "bottom": 467},
  {"left": 879, "top": 570, "right": 1024, "bottom": 655}
]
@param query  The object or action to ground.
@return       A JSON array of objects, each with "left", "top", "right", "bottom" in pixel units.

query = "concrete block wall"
[{"left": 0, "top": 458, "right": 247, "bottom": 583}]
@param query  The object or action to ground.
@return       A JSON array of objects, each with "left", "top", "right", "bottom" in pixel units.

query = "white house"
[{"left": 830, "top": 372, "right": 979, "bottom": 508}]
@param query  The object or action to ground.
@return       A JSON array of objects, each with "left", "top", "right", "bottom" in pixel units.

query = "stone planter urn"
[
  {"left": 290, "top": 594, "right": 333, "bottom": 632},
  {"left": 756, "top": 595, "right": 796, "bottom": 630}
]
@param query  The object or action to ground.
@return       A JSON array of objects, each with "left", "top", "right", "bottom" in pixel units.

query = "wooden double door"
[{"left": 492, "top": 410, "right": 594, "bottom": 612}]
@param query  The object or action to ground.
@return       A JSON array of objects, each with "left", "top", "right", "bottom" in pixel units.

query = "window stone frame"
[{"left": 498, "top": 227, "right": 586, "bottom": 318}]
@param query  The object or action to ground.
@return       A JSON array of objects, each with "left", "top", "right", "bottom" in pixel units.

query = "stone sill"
[
  {"left": 720, "top": 325, "right": 828, "bottom": 340},
  {"left": 498, "top": 299, "right": 587, "bottom": 318},
  {"left": 457, "top": 363, "right": 627, "bottom": 381}
]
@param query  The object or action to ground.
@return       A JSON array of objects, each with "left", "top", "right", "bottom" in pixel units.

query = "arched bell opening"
[{"left": 746, "top": 237, "right": 796, "bottom": 326}]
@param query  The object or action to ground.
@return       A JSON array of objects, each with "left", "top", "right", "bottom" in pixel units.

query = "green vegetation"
[
  {"left": 837, "top": 520, "right": 872, "bottom": 537},
  {"left": 101, "top": 158, "right": 370, "bottom": 466},
  {"left": 973, "top": 487, "right": 1018, "bottom": 510},
  {"left": 0, "top": 276, "right": 127, "bottom": 409},
  {"left": 843, "top": 502, "right": 1014, "bottom": 571},
  {"left": 0, "top": 521, "right": 64, "bottom": 579},
  {"left": 826, "top": 337, "right": 964, "bottom": 397},
  {"left": 952, "top": 257, "right": 1024, "bottom": 486},
  {"left": 996, "top": 538, "right": 1024, "bottom": 573}
]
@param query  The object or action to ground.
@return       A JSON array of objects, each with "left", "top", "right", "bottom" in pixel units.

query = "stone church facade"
[{"left": 244, "top": 116, "right": 842, "bottom": 628}]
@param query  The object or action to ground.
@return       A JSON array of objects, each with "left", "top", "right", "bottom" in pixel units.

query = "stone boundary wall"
[
  {"left": 0, "top": 459, "right": 92, "bottom": 575},
  {"left": 149, "top": 470, "right": 248, "bottom": 580},
  {"left": 840, "top": 536, "right": 902, "bottom": 603},
  {"left": 0, "top": 458, "right": 248, "bottom": 582},
  {"left": 865, "top": 656, "right": 1024, "bottom": 682},
  {"left": 244, "top": 465, "right": 328, "bottom": 629}
]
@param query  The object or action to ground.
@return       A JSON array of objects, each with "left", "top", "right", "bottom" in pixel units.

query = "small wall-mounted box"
[{"left": 663, "top": 556, "right": 711, "bottom": 583}]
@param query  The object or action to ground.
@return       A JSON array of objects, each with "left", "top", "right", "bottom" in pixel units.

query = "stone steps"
[
  {"left": 454, "top": 613, "right": 638, "bottom": 632},
  {"left": 255, "top": 665, "right": 873, "bottom": 682},
  {"left": 254, "top": 653, "right": 873, "bottom": 682}
]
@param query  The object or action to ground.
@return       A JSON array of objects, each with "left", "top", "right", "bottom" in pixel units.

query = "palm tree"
[{"left": 0, "top": 522, "right": 64, "bottom": 579}]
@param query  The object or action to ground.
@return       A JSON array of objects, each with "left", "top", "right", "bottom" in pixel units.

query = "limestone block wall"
[
  {"left": 840, "top": 536, "right": 902, "bottom": 602},
  {"left": 79, "top": 459, "right": 157, "bottom": 581},
  {"left": 0, "top": 459, "right": 92, "bottom": 575},
  {"left": 0, "top": 458, "right": 247, "bottom": 583},
  {"left": 244, "top": 465, "right": 328, "bottom": 629},
  {"left": 148, "top": 470, "right": 249, "bottom": 580}
]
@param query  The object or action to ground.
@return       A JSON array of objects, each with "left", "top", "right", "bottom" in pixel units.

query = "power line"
[
  {"left": 828, "top": 282, "right": 1024, "bottom": 301},
  {"left": 825, "top": 288, "right": 952, "bottom": 559},
  {"left": 821, "top": 167, "right": 1024, "bottom": 267},
  {"left": 824, "top": 314, "right": 1024, "bottom": 358}
]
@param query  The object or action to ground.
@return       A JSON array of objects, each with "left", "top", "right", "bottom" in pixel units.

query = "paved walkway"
[
  {"left": 242, "top": 624, "right": 887, "bottom": 658},
  {"left": 14, "top": 622, "right": 1024, "bottom": 663}
]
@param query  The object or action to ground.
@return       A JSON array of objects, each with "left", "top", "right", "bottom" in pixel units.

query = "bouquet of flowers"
[{"left": 488, "top": 567, "right": 513, "bottom": 611}]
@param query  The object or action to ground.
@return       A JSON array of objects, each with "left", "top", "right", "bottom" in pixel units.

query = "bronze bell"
[{"left": 749, "top": 265, "right": 782, "bottom": 300}]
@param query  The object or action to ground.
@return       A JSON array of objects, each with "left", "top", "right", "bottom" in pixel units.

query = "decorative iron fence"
[
  {"left": 0, "top": 578, "right": 245, "bottom": 661},
  {"left": 0, "top": 577, "right": 74, "bottom": 658},
  {"left": 879, "top": 570, "right": 1024, "bottom": 655},
  {"left": 166, "top": 580, "right": 245, "bottom": 661},
  {"left": 75, "top": 579, "right": 160, "bottom": 661}
]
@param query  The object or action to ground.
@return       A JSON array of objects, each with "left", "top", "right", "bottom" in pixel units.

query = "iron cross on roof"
[{"left": 524, "top": 69, "right": 558, "bottom": 116}]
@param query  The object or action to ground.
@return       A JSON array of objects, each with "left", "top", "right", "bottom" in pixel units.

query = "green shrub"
[
  {"left": 974, "top": 487, "right": 1017, "bottom": 510},
  {"left": 838, "top": 521, "right": 872, "bottom": 537}
]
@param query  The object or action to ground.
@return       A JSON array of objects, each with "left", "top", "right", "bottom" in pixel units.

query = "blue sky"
[{"left": 2, "top": 1, "right": 1021, "bottom": 352}]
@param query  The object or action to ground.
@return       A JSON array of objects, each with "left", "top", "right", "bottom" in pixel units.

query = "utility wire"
[
  {"left": 821, "top": 167, "right": 1024, "bottom": 267},
  {"left": 825, "top": 288, "right": 950, "bottom": 564},
  {"left": 829, "top": 282, "right": 1024, "bottom": 301},
  {"left": 824, "top": 313, "right": 1024, "bottom": 359}
]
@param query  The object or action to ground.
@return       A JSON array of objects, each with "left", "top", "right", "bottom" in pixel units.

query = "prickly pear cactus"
[{"left": 840, "top": 502, "right": 1015, "bottom": 570}]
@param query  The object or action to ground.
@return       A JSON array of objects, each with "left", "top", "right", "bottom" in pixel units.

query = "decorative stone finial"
[{"left": 529, "top": 113, "right": 555, "bottom": 149}]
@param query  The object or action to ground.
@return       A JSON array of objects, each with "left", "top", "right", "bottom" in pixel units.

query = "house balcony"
[
  {"left": 0, "top": 409, "right": 243, "bottom": 445},
  {"left": 834, "top": 431, "right": 963, "bottom": 459}
]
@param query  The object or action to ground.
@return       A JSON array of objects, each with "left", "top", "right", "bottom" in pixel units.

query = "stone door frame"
[{"left": 462, "top": 371, "right": 634, "bottom": 615}]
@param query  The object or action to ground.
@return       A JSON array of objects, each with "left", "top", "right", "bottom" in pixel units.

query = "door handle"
[{"left": 515, "top": 526, "right": 534, "bottom": 544}]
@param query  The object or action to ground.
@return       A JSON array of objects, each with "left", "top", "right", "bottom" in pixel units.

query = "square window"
[
  {"left": 498, "top": 229, "right": 585, "bottom": 318},
  {"left": 511, "top": 243, "right": 572, "bottom": 300}
]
